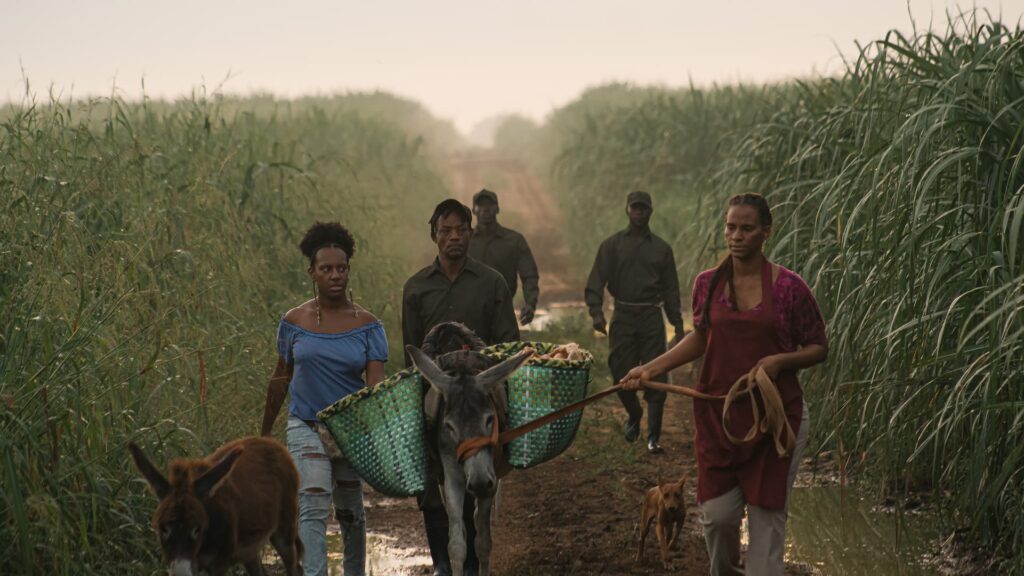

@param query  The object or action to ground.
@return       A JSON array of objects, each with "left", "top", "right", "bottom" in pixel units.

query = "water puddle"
[
  {"left": 786, "top": 486, "right": 943, "bottom": 575},
  {"left": 366, "top": 533, "right": 432, "bottom": 574},
  {"left": 521, "top": 301, "right": 689, "bottom": 336},
  {"left": 326, "top": 529, "right": 431, "bottom": 575},
  {"left": 520, "top": 301, "right": 587, "bottom": 332}
]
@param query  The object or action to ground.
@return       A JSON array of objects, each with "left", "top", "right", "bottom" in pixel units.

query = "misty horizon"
[{"left": 5, "top": 0, "right": 1020, "bottom": 135}]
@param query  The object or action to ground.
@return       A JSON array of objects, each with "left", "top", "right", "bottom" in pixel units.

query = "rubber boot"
[
  {"left": 617, "top": 390, "right": 643, "bottom": 442},
  {"left": 647, "top": 399, "right": 665, "bottom": 453},
  {"left": 422, "top": 507, "right": 451, "bottom": 576}
]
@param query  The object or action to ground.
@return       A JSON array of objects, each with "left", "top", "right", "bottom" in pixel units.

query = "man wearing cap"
[
  {"left": 468, "top": 188, "right": 540, "bottom": 325},
  {"left": 584, "top": 190, "right": 685, "bottom": 454},
  {"left": 402, "top": 198, "right": 519, "bottom": 576}
]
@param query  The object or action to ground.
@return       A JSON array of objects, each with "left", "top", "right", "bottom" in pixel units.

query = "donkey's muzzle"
[
  {"left": 168, "top": 558, "right": 196, "bottom": 576},
  {"left": 467, "top": 473, "right": 496, "bottom": 498}
]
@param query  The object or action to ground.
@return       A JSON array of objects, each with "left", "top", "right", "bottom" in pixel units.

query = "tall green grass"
[
  {"left": 0, "top": 92, "right": 451, "bottom": 574},
  {"left": 538, "top": 82, "right": 794, "bottom": 283}
]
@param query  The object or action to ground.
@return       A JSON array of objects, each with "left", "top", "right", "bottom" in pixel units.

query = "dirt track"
[
  {"left": 351, "top": 372, "right": 712, "bottom": 576},
  {"left": 445, "top": 153, "right": 579, "bottom": 303},
  {"left": 489, "top": 375, "right": 711, "bottom": 575}
]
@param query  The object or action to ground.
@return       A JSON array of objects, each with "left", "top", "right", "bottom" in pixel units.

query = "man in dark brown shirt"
[
  {"left": 468, "top": 189, "right": 540, "bottom": 325},
  {"left": 402, "top": 198, "right": 519, "bottom": 576},
  {"left": 585, "top": 190, "right": 685, "bottom": 455},
  {"left": 402, "top": 199, "right": 520, "bottom": 366}
]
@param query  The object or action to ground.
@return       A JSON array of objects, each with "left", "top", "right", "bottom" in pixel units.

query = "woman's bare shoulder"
[
  {"left": 354, "top": 305, "right": 379, "bottom": 326},
  {"left": 283, "top": 301, "right": 316, "bottom": 328}
]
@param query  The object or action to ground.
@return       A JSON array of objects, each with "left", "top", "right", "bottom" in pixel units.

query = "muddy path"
[
  {"left": 329, "top": 371, "right": 715, "bottom": 576},
  {"left": 347, "top": 369, "right": 814, "bottom": 576},
  {"left": 488, "top": 369, "right": 710, "bottom": 575},
  {"left": 444, "top": 152, "right": 580, "bottom": 303}
]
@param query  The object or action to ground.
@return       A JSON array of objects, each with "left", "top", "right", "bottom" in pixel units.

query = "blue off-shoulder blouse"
[{"left": 277, "top": 319, "right": 389, "bottom": 421}]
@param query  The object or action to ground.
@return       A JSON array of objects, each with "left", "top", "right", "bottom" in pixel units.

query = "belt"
[{"left": 614, "top": 299, "right": 663, "bottom": 308}]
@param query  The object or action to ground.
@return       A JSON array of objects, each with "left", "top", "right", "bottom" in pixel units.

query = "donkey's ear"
[
  {"left": 476, "top": 348, "right": 533, "bottom": 393},
  {"left": 194, "top": 447, "right": 243, "bottom": 499},
  {"left": 128, "top": 442, "right": 171, "bottom": 499},
  {"left": 407, "top": 345, "right": 455, "bottom": 396}
]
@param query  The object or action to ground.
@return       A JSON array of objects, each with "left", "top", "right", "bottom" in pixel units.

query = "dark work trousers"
[
  {"left": 418, "top": 481, "right": 479, "bottom": 576},
  {"left": 609, "top": 304, "right": 669, "bottom": 442}
]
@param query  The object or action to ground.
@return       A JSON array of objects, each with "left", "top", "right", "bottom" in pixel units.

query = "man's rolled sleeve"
[
  {"left": 661, "top": 246, "right": 685, "bottom": 333},
  {"left": 584, "top": 241, "right": 610, "bottom": 319},
  {"left": 492, "top": 275, "right": 521, "bottom": 344},
  {"left": 401, "top": 285, "right": 422, "bottom": 367},
  {"left": 517, "top": 236, "right": 540, "bottom": 308}
]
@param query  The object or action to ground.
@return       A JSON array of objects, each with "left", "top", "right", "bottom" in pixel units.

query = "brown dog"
[{"left": 636, "top": 473, "right": 689, "bottom": 570}]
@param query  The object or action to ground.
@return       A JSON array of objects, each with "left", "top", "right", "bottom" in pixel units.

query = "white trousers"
[{"left": 699, "top": 404, "right": 810, "bottom": 576}]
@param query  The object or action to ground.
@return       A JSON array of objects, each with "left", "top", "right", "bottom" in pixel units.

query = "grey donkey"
[{"left": 407, "top": 343, "right": 533, "bottom": 576}]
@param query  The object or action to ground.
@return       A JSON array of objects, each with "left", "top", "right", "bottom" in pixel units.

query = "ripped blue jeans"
[{"left": 286, "top": 416, "right": 366, "bottom": 576}]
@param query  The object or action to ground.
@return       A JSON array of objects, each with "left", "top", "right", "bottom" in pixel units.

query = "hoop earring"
[
  {"left": 313, "top": 282, "right": 322, "bottom": 326},
  {"left": 349, "top": 289, "right": 359, "bottom": 318}
]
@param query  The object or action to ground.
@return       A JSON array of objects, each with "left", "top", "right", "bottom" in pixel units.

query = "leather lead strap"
[{"left": 455, "top": 366, "right": 795, "bottom": 463}]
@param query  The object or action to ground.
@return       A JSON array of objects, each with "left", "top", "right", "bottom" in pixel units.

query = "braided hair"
[
  {"left": 700, "top": 193, "right": 773, "bottom": 331},
  {"left": 299, "top": 221, "right": 355, "bottom": 266}
]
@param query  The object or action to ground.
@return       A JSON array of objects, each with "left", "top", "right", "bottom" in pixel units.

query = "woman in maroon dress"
[{"left": 621, "top": 193, "right": 828, "bottom": 576}]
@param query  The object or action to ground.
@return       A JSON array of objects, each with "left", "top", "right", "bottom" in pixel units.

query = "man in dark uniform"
[
  {"left": 402, "top": 198, "right": 519, "bottom": 576},
  {"left": 468, "top": 188, "right": 540, "bottom": 325},
  {"left": 584, "top": 190, "right": 685, "bottom": 455}
]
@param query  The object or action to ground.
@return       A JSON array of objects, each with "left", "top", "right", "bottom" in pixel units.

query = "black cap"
[
  {"left": 472, "top": 188, "right": 499, "bottom": 205},
  {"left": 627, "top": 190, "right": 652, "bottom": 208}
]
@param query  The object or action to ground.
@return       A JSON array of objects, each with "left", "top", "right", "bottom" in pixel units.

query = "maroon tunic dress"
[{"left": 691, "top": 259, "right": 827, "bottom": 510}]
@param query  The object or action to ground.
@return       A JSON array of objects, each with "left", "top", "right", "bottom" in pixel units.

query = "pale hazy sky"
[{"left": 4, "top": 1, "right": 1021, "bottom": 132}]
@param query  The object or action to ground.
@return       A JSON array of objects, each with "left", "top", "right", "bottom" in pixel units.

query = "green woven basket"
[
  {"left": 317, "top": 369, "right": 428, "bottom": 497},
  {"left": 483, "top": 341, "right": 593, "bottom": 469}
]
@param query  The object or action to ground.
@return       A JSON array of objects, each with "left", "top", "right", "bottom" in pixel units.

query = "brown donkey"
[{"left": 129, "top": 436, "right": 303, "bottom": 576}]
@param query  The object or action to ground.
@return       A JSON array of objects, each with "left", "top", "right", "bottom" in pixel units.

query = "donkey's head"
[
  {"left": 128, "top": 443, "right": 242, "bottom": 576},
  {"left": 408, "top": 344, "right": 532, "bottom": 498}
]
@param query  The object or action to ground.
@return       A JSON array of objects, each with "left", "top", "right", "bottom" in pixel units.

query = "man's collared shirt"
[
  {"left": 402, "top": 256, "right": 520, "bottom": 366},
  {"left": 584, "top": 227, "right": 684, "bottom": 331},
  {"left": 469, "top": 223, "right": 540, "bottom": 308}
]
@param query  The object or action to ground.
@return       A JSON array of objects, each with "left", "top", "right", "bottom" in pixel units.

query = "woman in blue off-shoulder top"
[{"left": 261, "top": 222, "right": 388, "bottom": 576}]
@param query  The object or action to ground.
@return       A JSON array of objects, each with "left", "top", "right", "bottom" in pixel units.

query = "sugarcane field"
[{"left": 3, "top": 3, "right": 1024, "bottom": 575}]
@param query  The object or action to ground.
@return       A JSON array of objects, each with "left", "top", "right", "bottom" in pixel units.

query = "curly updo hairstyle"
[{"left": 299, "top": 221, "right": 355, "bottom": 266}]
